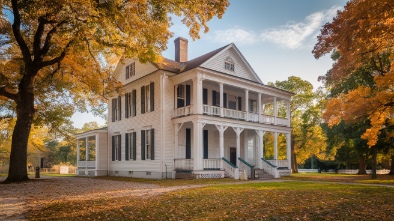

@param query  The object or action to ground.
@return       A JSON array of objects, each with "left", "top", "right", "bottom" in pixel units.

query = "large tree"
[{"left": 0, "top": 0, "right": 229, "bottom": 183}]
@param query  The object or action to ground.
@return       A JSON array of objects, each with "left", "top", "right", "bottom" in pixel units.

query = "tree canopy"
[
  {"left": 0, "top": 0, "right": 229, "bottom": 182},
  {"left": 313, "top": 0, "right": 394, "bottom": 147}
]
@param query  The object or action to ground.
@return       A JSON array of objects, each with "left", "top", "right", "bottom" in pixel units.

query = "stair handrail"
[
  {"left": 261, "top": 158, "right": 277, "bottom": 168},
  {"left": 238, "top": 157, "right": 254, "bottom": 179},
  {"left": 222, "top": 157, "right": 238, "bottom": 179}
]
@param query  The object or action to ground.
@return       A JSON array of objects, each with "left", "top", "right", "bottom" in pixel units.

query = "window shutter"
[
  {"left": 203, "top": 88, "right": 208, "bottom": 105},
  {"left": 238, "top": 97, "right": 242, "bottom": 111},
  {"left": 223, "top": 93, "right": 227, "bottom": 108},
  {"left": 150, "top": 129, "right": 154, "bottom": 160},
  {"left": 111, "top": 98, "right": 116, "bottom": 122},
  {"left": 150, "top": 82, "right": 154, "bottom": 112},
  {"left": 212, "top": 90, "right": 216, "bottom": 106},
  {"left": 133, "top": 132, "right": 137, "bottom": 160},
  {"left": 141, "top": 130, "right": 145, "bottom": 160},
  {"left": 132, "top": 90, "right": 136, "bottom": 117},
  {"left": 141, "top": 86, "right": 145, "bottom": 114},
  {"left": 118, "top": 96, "right": 122, "bottom": 120},
  {"left": 112, "top": 136, "right": 115, "bottom": 161},
  {"left": 186, "top": 85, "right": 191, "bottom": 106},
  {"left": 126, "top": 65, "right": 129, "bottom": 79},
  {"left": 125, "top": 133, "right": 129, "bottom": 160},
  {"left": 118, "top": 135, "right": 122, "bottom": 161},
  {"left": 125, "top": 93, "right": 129, "bottom": 118}
]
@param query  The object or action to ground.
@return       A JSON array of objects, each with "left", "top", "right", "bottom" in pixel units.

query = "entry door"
[{"left": 230, "top": 147, "right": 236, "bottom": 166}]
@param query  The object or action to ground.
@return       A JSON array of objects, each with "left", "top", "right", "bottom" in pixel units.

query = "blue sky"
[{"left": 71, "top": 0, "right": 348, "bottom": 128}]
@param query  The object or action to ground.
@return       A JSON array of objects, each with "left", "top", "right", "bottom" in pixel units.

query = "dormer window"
[
  {"left": 126, "top": 62, "right": 135, "bottom": 79},
  {"left": 224, "top": 57, "right": 234, "bottom": 71}
]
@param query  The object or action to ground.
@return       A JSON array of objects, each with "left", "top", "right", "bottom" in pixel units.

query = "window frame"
[
  {"left": 224, "top": 57, "right": 235, "bottom": 71},
  {"left": 125, "top": 62, "right": 135, "bottom": 79}
]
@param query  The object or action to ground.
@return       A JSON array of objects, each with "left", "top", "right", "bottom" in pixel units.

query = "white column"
[
  {"left": 286, "top": 100, "right": 291, "bottom": 127},
  {"left": 245, "top": 89, "right": 249, "bottom": 120},
  {"left": 85, "top": 137, "right": 89, "bottom": 161},
  {"left": 193, "top": 121, "right": 202, "bottom": 171},
  {"left": 219, "top": 83, "right": 224, "bottom": 117},
  {"left": 258, "top": 93, "right": 262, "bottom": 123},
  {"left": 174, "top": 85, "right": 178, "bottom": 109},
  {"left": 216, "top": 125, "right": 228, "bottom": 169},
  {"left": 274, "top": 132, "right": 278, "bottom": 166},
  {"left": 273, "top": 97, "right": 277, "bottom": 125},
  {"left": 174, "top": 123, "right": 179, "bottom": 160},
  {"left": 233, "top": 127, "right": 244, "bottom": 178},
  {"left": 193, "top": 74, "right": 203, "bottom": 114},
  {"left": 256, "top": 130, "right": 264, "bottom": 169},
  {"left": 286, "top": 133, "right": 291, "bottom": 170}
]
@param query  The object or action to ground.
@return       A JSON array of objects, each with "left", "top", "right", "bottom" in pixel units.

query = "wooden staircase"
[{"left": 254, "top": 169, "right": 275, "bottom": 179}]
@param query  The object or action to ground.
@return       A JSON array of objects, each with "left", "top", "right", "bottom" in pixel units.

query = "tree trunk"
[
  {"left": 371, "top": 146, "right": 377, "bottom": 180},
  {"left": 389, "top": 155, "right": 394, "bottom": 175},
  {"left": 5, "top": 79, "right": 35, "bottom": 183},
  {"left": 291, "top": 136, "right": 298, "bottom": 173},
  {"left": 357, "top": 152, "right": 367, "bottom": 175}
]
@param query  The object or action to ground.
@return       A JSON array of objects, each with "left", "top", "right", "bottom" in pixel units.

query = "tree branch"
[
  {"left": 11, "top": 0, "right": 32, "bottom": 66},
  {"left": 39, "top": 39, "right": 74, "bottom": 69},
  {"left": 0, "top": 86, "right": 18, "bottom": 101},
  {"left": 33, "top": 16, "right": 46, "bottom": 61},
  {"left": 40, "top": 20, "right": 67, "bottom": 57}
]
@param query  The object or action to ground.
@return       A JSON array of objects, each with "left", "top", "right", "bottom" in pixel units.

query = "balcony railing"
[
  {"left": 267, "top": 159, "right": 289, "bottom": 168},
  {"left": 224, "top": 108, "right": 247, "bottom": 120},
  {"left": 203, "top": 158, "right": 221, "bottom": 170},
  {"left": 203, "top": 105, "right": 221, "bottom": 116},
  {"left": 173, "top": 105, "right": 193, "bottom": 118},
  {"left": 174, "top": 159, "right": 193, "bottom": 170},
  {"left": 260, "top": 114, "right": 275, "bottom": 124}
]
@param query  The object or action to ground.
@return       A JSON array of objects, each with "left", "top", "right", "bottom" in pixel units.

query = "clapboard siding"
[
  {"left": 201, "top": 47, "right": 260, "bottom": 83},
  {"left": 97, "top": 131, "right": 108, "bottom": 171},
  {"left": 113, "top": 58, "right": 158, "bottom": 86}
]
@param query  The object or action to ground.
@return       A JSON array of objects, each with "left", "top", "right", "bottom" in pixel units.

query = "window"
[
  {"left": 125, "top": 132, "right": 136, "bottom": 160},
  {"left": 224, "top": 57, "right": 234, "bottom": 71},
  {"left": 87, "top": 136, "right": 96, "bottom": 161},
  {"left": 78, "top": 138, "right": 86, "bottom": 161},
  {"left": 141, "top": 82, "right": 154, "bottom": 114},
  {"left": 177, "top": 85, "right": 185, "bottom": 99},
  {"left": 141, "top": 129, "right": 154, "bottom": 160},
  {"left": 111, "top": 96, "right": 121, "bottom": 122},
  {"left": 125, "top": 62, "right": 135, "bottom": 79},
  {"left": 249, "top": 99, "right": 257, "bottom": 113},
  {"left": 112, "top": 135, "right": 121, "bottom": 161},
  {"left": 125, "top": 90, "right": 136, "bottom": 118}
]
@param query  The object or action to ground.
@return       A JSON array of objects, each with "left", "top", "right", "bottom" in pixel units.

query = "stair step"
[{"left": 254, "top": 169, "right": 275, "bottom": 179}]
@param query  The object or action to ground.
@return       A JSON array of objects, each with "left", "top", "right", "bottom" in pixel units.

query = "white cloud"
[
  {"left": 212, "top": 6, "right": 341, "bottom": 49},
  {"left": 212, "top": 28, "right": 257, "bottom": 45}
]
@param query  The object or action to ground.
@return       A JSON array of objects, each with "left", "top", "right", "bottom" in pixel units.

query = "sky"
[{"left": 71, "top": 0, "right": 348, "bottom": 128}]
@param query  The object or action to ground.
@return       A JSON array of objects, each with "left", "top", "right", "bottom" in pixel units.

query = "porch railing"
[
  {"left": 174, "top": 159, "right": 194, "bottom": 170},
  {"left": 173, "top": 105, "right": 193, "bottom": 118},
  {"left": 77, "top": 161, "right": 95, "bottom": 169},
  {"left": 203, "top": 105, "right": 220, "bottom": 116},
  {"left": 267, "top": 160, "right": 289, "bottom": 168},
  {"left": 248, "top": 113, "right": 259, "bottom": 122},
  {"left": 277, "top": 117, "right": 289, "bottom": 126},
  {"left": 225, "top": 109, "right": 247, "bottom": 120},
  {"left": 261, "top": 158, "right": 279, "bottom": 178},
  {"left": 238, "top": 157, "right": 255, "bottom": 179},
  {"left": 203, "top": 158, "right": 221, "bottom": 170},
  {"left": 260, "top": 114, "right": 275, "bottom": 124},
  {"left": 222, "top": 157, "right": 238, "bottom": 179}
]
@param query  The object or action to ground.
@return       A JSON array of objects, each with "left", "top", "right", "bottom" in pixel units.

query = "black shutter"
[
  {"left": 125, "top": 93, "right": 129, "bottom": 118},
  {"left": 150, "top": 129, "right": 154, "bottom": 160},
  {"left": 223, "top": 93, "right": 227, "bottom": 108},
  {"left": 203, "top": 88, "right": 208, "bottom": 105},
  {"left": 141, "top": 130, "right": 145, "bottom": 160},
  {"left": 111, "top": 98, "right": 116, "bottom": 122},
  {"left": 132, "top": 90, "right": 136, "bottom": 117},
  {"left": 203, "top": 130, "right": 208, "bottom": 159},
  {"left": 118, "top": 96, "right": 122, "bottom": 120},
  {"left": 118, "top": 135, "right": 121, "bottom": 161},
  {"left": 133, "top": 132, "right": 137, "bottom": 160},
  {"left": 238, "top": 97, "right": 242, "bottom": 111},
  {"left": 186, "top": 85, "right": 191, "bottom": 106},
  {"left": 141, "top": 86, "right": 145, "bottom": 114},
  {"left": 212, "top": 90, "right": 216, "bottom": 106},
  {"left": 112, "top": 136, "right": 115, "bottom": 161},
  {"left": 186, "top": 128, "right": 191, "bottom": 159},
  {"left": 125, "top": 133, "right": 129, "bottom": 160},
  {"left": 150, "top": 82, "right": 154, "bottom": 112}
]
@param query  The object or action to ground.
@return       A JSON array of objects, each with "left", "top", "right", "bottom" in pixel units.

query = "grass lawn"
[{"left": 28, "top": 176, "right": 394, "bottom": 220}]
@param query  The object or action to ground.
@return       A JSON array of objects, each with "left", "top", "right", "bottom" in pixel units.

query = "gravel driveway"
[{"left": 0, "top": 176, "right": 190, "bottom": 221}]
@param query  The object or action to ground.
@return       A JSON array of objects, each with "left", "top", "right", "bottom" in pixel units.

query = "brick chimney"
[{"left": 174, "top": 37, "right": 188, "bottom": 62}]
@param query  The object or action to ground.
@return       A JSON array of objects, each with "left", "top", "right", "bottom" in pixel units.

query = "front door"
[{"left": 230, "top": 147, "right": 236, "bottom": 166}]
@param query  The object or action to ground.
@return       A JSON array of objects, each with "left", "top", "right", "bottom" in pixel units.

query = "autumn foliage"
[{"left": 313, "top": 0, "right": 394, "bottom": 147}]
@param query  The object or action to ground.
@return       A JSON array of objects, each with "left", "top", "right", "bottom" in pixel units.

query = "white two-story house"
[{"left": 76, "top": 37, "right": 293, "bottom": 179}]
